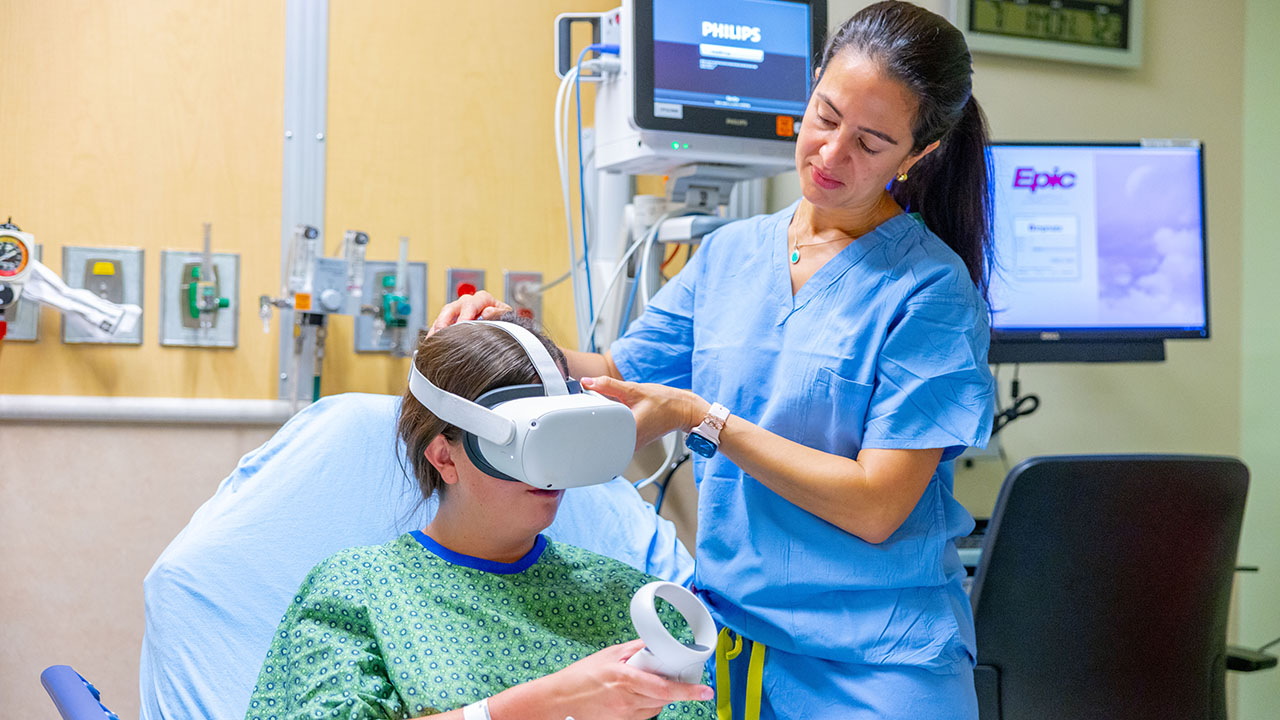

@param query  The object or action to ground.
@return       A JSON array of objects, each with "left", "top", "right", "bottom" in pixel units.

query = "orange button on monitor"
[{"left": 775, "top": 115, "right": 795, "bottom": 137}]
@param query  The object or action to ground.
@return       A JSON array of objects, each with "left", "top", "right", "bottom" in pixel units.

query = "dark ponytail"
[
  {"left": 822, "top": 1, "right": 992, "bottom": 298},
  {"left": 890, "top": 96, "right": 992, "bottom": 297}
]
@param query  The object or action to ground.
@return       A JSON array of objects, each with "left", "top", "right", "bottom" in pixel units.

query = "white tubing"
[{"left": 0, "top": 395, "right": 295, "bottom": 425}]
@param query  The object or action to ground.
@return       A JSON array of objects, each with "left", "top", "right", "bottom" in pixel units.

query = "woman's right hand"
[
  {"left": 490, "top": 639, "right": 713, "bottom": 720},
  {"left": 428, "top": 291, "right": 512, "bottom": 335}
]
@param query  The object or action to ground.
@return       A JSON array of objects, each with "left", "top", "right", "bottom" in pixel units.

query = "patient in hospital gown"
[{"left": 245, "top": 316, "right": 711, "bottom": 720}]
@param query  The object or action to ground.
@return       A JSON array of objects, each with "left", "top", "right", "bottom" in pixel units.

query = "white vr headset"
[{"left": 406, "top": 321, "right": 636, "bottom": 490}]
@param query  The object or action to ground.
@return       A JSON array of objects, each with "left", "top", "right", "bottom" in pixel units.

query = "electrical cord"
[
  {"left": 1260, "top": 635, "right": 1280, "bottom": 654},
  {"left": 992, "top": 363, "right": 1040, "bottom": 436},
  {"left": 584, "top": 207, "right": 702, "bottom": 347},
  {"left": 554, "top": 64, "right": 583, "bottom": 341},
  {"left": 652, "top": 450, "right": 691, "bottom": 514},
  {"left": 619, "top": 253, "right": 643, "bottom": 337},
  {"left": 573, "top": 45, "right": 619, "bottom": 351},
  {"left": 659, "top": 245, "right": 680, "bottom": 271},
  {"left": 633, "top": 433, "right": 684, "bottom": 492},
  {"left": 574, "top": 46, "right": 597, "bottom": 348},
  {"left": 556, "top": 47, "right": 618, "bottom": 351},
  {"left": 582, "top": 216, "right": 657, "bottom": 346}
]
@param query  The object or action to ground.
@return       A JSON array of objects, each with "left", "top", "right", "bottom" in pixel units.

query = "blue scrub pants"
[{"left": 713, "top": 634, "right": 979, "bottom": 720}]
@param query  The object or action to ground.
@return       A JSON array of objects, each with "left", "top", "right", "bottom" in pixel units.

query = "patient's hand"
[
  {"left": 429, "top": 291, "right": 512, "bottom": 335},
  {"left": 488, "top": 639, "right": 712, "bottom": 720}
]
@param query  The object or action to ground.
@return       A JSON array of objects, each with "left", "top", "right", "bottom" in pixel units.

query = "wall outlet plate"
[
  {"left": 6, "top": 243, "right": 42, "bottom": 341},
  {"left": 354, "top": 260, "right": 427, "bottom": 354},
  {"left": 504, "top": 271, "right": 543, "bottom": 324},
  {"left": 61, "top": 246, "right": 144, "bottom": 345},
  {"left": 159, "top": 250, "right": 240, "bottom": 348},
  {"left": 445, "top": 268, "right": 485, "bottom": 301}
]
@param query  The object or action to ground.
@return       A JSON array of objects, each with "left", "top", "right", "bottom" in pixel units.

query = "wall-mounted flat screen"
[{"left": 987, "top": 142, "right": 1208, "bottom": 362}]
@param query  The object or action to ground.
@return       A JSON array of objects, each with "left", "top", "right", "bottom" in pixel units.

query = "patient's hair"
[{"left": 398, "top": 313, "right": 568, "bottom": 500}]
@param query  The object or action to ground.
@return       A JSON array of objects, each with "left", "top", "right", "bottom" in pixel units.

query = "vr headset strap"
[
  {"left": 408, "top": 359, "right": 516, "bottom": 446},
  {"left": 462, "top": 321, "right": 569, "bottom": 396}
]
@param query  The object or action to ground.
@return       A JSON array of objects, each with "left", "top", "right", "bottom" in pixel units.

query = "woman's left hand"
[{"left": 581, "top": 376, "right": 709, "bottom": 451}]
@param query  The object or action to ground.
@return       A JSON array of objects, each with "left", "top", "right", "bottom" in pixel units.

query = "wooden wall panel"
[
  {"left": 0, "top": 0, "right": 286, "bottom": 398},
  {"left": 0, "top": 0, "right": 622, "bottom": 399},
  {"left": 322, "top": 0, "right": 618, "bottom": 395}
]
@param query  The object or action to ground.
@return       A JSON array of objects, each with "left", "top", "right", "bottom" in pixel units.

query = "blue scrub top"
[{"left": 611, "top": 202, "right": 995, "bottom": 672}]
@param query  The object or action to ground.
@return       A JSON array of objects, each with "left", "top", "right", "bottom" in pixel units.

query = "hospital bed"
[{"left": 43, "top": 392, "right": 693, "bottom": 720}]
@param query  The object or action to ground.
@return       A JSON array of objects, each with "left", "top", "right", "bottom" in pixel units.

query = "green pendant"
[{"left": 790, "top": 248, "right": 800, "bottom": 264}]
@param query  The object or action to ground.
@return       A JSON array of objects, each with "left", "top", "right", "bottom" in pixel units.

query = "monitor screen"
[
  {"left": 633, "top": 0, "right": 826, "bottom": 141},
  {"left": 987, "top": 142, "right": 1208, "bottom": 341}
]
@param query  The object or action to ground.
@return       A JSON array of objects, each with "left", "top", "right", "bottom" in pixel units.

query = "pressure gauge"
[
  {"left": 0, "top": 233, "right": 31, "bottom": 280},
  {"left": 0, "top": 224, "right": 36, "bottom": 311}
]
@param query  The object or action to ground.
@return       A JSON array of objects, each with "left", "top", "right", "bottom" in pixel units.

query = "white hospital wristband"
[{"left": 462, "top": 698, "right": 492, "bottom": 720}]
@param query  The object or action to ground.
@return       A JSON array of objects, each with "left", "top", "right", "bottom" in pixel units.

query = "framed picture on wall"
[{"left": 949, "top": 0, "right": 1143, "bottom": 69}]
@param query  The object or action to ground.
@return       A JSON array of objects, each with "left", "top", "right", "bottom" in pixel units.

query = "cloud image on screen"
[{"left": 1094, "top": 151, "right": 1205, "bottom": 328}]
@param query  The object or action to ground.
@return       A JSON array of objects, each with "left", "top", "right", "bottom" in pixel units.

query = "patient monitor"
[{"left": 581, "top": 0, "right": 826, "bottom": 178}]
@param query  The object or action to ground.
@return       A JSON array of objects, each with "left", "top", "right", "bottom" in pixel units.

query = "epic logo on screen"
[
  {"left": 701, "top": 22, "right": 762, "bottom": 42},
  {"left": 1013, "top": 167, "right": 1076, "bottom": 192}
]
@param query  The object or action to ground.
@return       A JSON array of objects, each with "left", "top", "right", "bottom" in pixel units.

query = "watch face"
[
  {"left": 685, "top": 432, "right": 717, "bottom": 458},
  {"left": 0, "top": 239, "right": 28, "bottom": 277}
]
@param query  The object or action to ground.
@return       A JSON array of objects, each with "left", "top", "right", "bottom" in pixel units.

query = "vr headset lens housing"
[{"left": 406, "top": 321, "right": 636, "bottom": 490}]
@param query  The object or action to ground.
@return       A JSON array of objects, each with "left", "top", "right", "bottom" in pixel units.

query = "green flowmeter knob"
[
  {"left": 218, "top": 297, "right": 230, "bottom": 309},
  {"left": 382, "top": 275, "right": 397, "bottom": 289},
  {"left": 382, "top": 293, "right": 409, "bottom": 328}
]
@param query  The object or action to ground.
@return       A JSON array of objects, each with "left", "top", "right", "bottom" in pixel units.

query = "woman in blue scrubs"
[{"left": 433, "top": 3, "right": 994, "bottom": 717}]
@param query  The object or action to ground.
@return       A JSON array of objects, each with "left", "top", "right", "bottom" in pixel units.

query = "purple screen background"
[{"left": 1094, "top": 150, "right": 1206, "bottom": 328}]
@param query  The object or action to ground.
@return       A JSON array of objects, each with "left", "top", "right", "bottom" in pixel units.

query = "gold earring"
[{"left": 896, "top": 172, "right": 909, "bottom": 182}]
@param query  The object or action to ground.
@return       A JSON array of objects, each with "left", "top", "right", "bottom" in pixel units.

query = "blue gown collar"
[{"left": 410, "top": 530, "right": 548, "bottom": 574}]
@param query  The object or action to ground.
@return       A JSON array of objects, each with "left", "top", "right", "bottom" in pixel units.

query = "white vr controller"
[
  {"left": 407, "top": 320, "right": 636, "bottom": 490},
  {"left": 625, "top": 582, "right": 716, "bottom": 684}
]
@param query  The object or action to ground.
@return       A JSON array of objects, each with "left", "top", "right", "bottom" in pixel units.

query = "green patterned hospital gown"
[{"left": 246, "top": 532, "right": 712, "bottom": 719}]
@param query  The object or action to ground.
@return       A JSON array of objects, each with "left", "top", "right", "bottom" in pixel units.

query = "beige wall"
[
  {"left": 0, "top": 422, "right": 277, "bottom": 720},
  {"left": 1238, "top": 0, "right": 1280, "bottom": 713}
]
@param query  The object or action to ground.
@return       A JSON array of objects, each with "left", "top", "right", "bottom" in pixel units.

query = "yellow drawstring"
[
  {"left": 744, "top": 639, "right": 766, "bottom": 720},
  {"left": 714, "top": 628, "right": 767, "bottom": 720},
  {"left": 716, "top": 628, "right": 742, "bottom": 720}
]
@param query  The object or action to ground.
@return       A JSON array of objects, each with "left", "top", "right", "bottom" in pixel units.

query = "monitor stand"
[{"left": 989, "top": 340, "right": 1166, "bottom": 364}]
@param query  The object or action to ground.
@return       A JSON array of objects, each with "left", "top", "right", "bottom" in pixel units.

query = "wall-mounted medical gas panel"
[
  {"left": 354, "top": 261, "right": 427, "bottom": 355},
  {"left": 445, "top": 268, "right": 486, "bottom": 301},
  {"left": 159, "top": 250, "right": 240, "bottom": 348},
  {"left": 61, "top": 246, "right": 144, "bottom": 345},
  {"left": 504, "top": 271, "right": 543, "bottom": 324},
  {"left": 6, "top": 243, "right": 42, "bottom": 341}
]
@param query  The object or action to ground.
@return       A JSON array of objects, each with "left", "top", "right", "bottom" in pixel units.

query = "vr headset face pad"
[{"left": 462, "top": 380, "right": 636, "bottom": 489}]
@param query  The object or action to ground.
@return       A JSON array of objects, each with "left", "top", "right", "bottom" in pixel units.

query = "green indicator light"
[
  {"left": 682, "top": 143, "right": 690, "bottom": 149},
  {"left": 671, "top": 142, "right": 679, "bottom": 149}
]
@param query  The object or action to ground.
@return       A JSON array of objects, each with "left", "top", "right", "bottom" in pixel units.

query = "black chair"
[{"left": 970, "top": 455, "right": 1250, "bottom": 720}]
